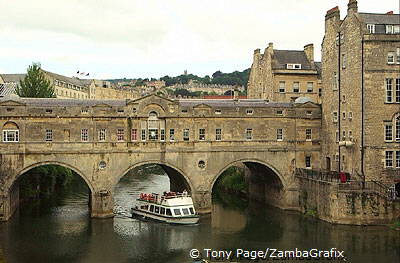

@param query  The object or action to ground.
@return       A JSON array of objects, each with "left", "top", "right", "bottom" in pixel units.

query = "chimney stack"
[
  {"left": 347, "top": 0, "right": 358, "bottom": 15},
  {"left": 386, "top": 11, "right": 394, "bottom": 14},
  {"left": 304, "top": 44, "right": 314, "bottom": 63}
]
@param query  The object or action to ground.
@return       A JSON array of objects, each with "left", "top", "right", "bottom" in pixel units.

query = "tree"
[{"left": 16, "top": 63, "right": 55, "bottom": 98}]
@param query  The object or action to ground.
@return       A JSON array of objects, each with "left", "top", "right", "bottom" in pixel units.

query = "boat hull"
[{"left": 131, "top": 208, "right": 199, "bottom": 225}]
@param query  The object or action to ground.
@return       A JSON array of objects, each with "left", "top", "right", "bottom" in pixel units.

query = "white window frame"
[
  {"left": 396, "top": 151, "right": 400, "bottom": 168},
  {"left": 342, "top": 130, "right": 346, "bottom": 141},
  {"left": 367, "top": 24, "right": 375, "bottom": 34},
  {"left": 348, "top": 130, "right": 353, "bottom": 141},
  {"left": 2, "top": 130, "right": 19, "bottom": 142},
  {"left": 396, "top": 78, "right": 400, "bottom": 103},
  {"left": 348, "top": 111, "right": 353, "bottom": 120},
  {"left": 335, "top": 130, "right": 339, "bottom": 143},
  {"left": 117, "top": 128, "right": 124, "bottom": 141},
  {"left": 141, "top": 129, "right": 146, "bottom": 141},
  {"left": 387, "top": 52, "right": 395, "bottom": 64},
  {"left": 386, "top": 151, "right": 393, "bottom": 168},
  {"left": 183, "top": 129, "right": 189, "bottom": 141},
  {"left": 386, "top": 25, "right": 394, "bottom": 34},
  {"left": 276, "top": 128, "right": 283, "bottom": 141},
  {"left": 333, "top": 72, "right": 338, "bottom": 90},
  {"left": 246, "top": 109, "right": 254, "bottom": 115},
  {"left": 293, "top": 82, "right": 300, "bottom": 93},
  {"left": 396, "top": 116, "right": 400, "bottom": 141},
  {"left": 160, "top": 129, "right": 165, "bottom": 141},
  {"left": 215, "top": 109, "right": 222, "bottom": 115},
  {"left": 81, "top": 129, "right": 88, "bottom": 142},
  {"left": 333, "top": 111, "right": 338, "bottom": 123},
  {"left": 342, "top": 111, "right": 346, "bottom": 120},
  {"left": 386, "top": 78, "right": 393, "bottom": 103},
  {"left": 342, "top": 54, "right": 346, "bottom": 69},
  {"left": 385, "top": 124, "right": 393, "bottom": 142},
  {"left": 307, "top": 82, "right": 313, "bottom": 93},
  {"left": 131, "top": 128, "right": 138, "bottom": 141},
  {"left": 305, "top": 156, "right": 311, "bottom": 169}
]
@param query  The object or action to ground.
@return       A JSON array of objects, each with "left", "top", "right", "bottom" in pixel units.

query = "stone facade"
[
  {"left": 171, "top": 81, "right": 245, "bottom": 96},
  {"left": 321, "top": 0, "right": 400, "bottom": 186},
  {"left": 0, "top": 94, "right": 321, "bottom": 221},
  {"left": 247, "top": 43, "right": 322, "bottom": 103}
]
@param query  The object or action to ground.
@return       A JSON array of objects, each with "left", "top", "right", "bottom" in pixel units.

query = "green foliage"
[
  {"left": 305, "top": 208, "right": 318, "bottom": 217},
  {"left": 16, "top": 63, "right": 55, "bottom": 98},
  {"left": 216, "top": 167, "right": 247, "bottom": 192},
  {"left": 391, "top": 221, "right": 400, "bottom": 230},
  {"left": 19, "top": 165, "right": 76, "bottom": 200}
]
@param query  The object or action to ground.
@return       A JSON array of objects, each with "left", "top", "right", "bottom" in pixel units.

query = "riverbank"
[{"left": 214, "top": 166, "right": 247, "bottom": 198}]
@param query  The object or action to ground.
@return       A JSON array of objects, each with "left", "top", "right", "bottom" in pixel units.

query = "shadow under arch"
[
  {"left": 115, "top": 160, "right": 194, "bottom": 194},
  {"left": 10, "top": 161, "right": 95, "bottom": 194},
  {"left": 211, "top": 158, "right": 286, "bottom": 191}
]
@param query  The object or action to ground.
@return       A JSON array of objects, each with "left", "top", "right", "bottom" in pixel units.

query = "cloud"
[{"left": 0, "top": 0, "right": 398, "bottom": 78}]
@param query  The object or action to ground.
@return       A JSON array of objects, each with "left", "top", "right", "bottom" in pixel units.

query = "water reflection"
[{"left": 0, "top": 173, "right": 399, "bottom": 263}]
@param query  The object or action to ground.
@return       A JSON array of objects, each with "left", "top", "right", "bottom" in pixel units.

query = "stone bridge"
[{"left": 0, "top": 94, "right": 321, "bottom": 221}]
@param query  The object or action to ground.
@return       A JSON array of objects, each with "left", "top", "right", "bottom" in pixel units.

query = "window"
[
  {"left": 141, "top": 129, "right": 146, "bottom": 141},
  {"left": 342, "top": 131, "right": 346, "bottom": 141},
  {"left": 2, "top": 130, "right": 19, "bottom": 142},
  {"left": 342, "top": 54, "right": 346, "bottom": 69},
  {"left": 150, "top": 205, "right": 154, "bottom": 212},
  {"left": 348, "top": 111, "right": 353, "bottom": 120},
  {"left": 397, "top": 48, "right": 400, "bottom": 64},
  {"left": 99, "top": 129, "right": 106, "bottom": 141},
  {"left": 99, "top": 161, "right": 106, "bottom": 169},
  {"left": 388, "top": 52, "right": 395, "bottom": 64},
  {"left": 246, "top": 109, "right": 254, "bottom": 115},
  {"left": 396, "top": 116, "right": 400, "bottom": 141},
  {"left": 45, "top": 129, "right": 53, "bottom": 142},
  {"left": 155, "top": 206, "right": 159, "bottom": 214},
  {"left": 215, "top": 128, "right": 222, "bottom": 141},
  {"left": 386, "top": 25, "right": 393, "bottom": 34},
  {"left": 276, "top": 110, "right": 283, "bottom": 115},
  {"left": 306, "top": 110, "right": 312, "bottom": 116},
  {"left": 182, "top": 208, "right": 189, "bottom": 215},
  {"left": 293, "top": 82, "right": 299, "bottom": 93},
  {"left": 306, "top": 128, "right": 312, "bottom": 141},
  {"left": 287, "top": 64, "right": 302, "bottom": 69},
  {"left": 117, "top": 129, "right": 124, "bottom": 141},
  {"left": 183, "top": 129, "right": 189, "bottom": 141},
  {"left": 160, "top": 129, "right": 165, "bottom": 141},
  {"left": 148, "top": 129, "right": 158, "bottom": 141},
  {"left": 386, "top": 78, "right": 393, "bottom": 102},
  {"left": 333, "top": 111, "right": 338, "bottom": 123},
  {"left": 45, "top": 109, "right": 53, "bottom": 114},
  {"left": 276, "top": 128, "right": 283, "bottom": 141},
  {"left": 81, "top": 108, "right": 88, "bottom": 114},
  {"left": 181, "top": 109, "right": 188, "bottom": 113},
  {"left": 169, "top": 129, "right": 175, "bottom": 141},
  {"left": 131, "top": 129, "right": 138, "bottom": 141},
  {"left": 173, "top": 209, "right": 181, "bottom": 216},
  {"left": 367, "top": 24, "right": 375, "bottom": 34},
  {"left": 245, "top": 128, "right": 252, "bottom": 140},
  {"left": 215, "top": 109, "right": 222, "bottom": 114},
  {"left": 386, "top": 151, "right": 393, "bottom": 168},
  {"left": 160, "top": 207, "right": 165, "bottom": 215},
  {"left": 396, "top": 79, "right": 400, "bottom": 102},
  {"left": 199, "top": 128, "right": 205, "bottom": 141},
  {"left": 166, "top": 209, "right": 172, "bottom": 216},
  {"left": 342, "top": 95, "right": 346, "bottom": 103},
  {"left": 307, "top": 82, "right": 313, "bottom": 93},
  {"left": 395, "top": 25, "right": 400, "bottom": 34},
  {"left": 279, "top": 81, "right": 285, "bottom": 93},
  {"left": 396, "top": 151, "right": 400, "bottom": 168},
  {"left": 81, "top": 129, "right": 88, "bottom": 142},
  {"left": 305, "top": 156, "right": 311, "bottom": 168},
  {"left": 336, "top": 130, "right": 339, "bottom": 142},
  {"left": 189, "top": 207, "right": 195, "bottom": 214},
  {"left": 385, "top": 124, "right": 393, "bottom": 141},
  {"left": 348, "top": 131, "right": 353, "bottom": 141},
  {"left": 342, "top": 112, "right": 346, "bottom": 120}
]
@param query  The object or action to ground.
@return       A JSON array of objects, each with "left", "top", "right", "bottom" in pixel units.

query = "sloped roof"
[
  {"left": 11, "top": 98, "right": 125, "bottom": 107},
  {"left": 178, "top": 99, "right": 292, "bottom": 108},
  {"left": 0, "top": 83, "right": 17, "bottom": 97},
  {"left": 314, "top": 62, "right": 322, "bottom": 76},
  {"left": 0, "top": 74, "right": 26, "bottom": 83},
  {"left": 272, "top": 50, "right": 313, "bottom": 70},
  {"left": 42, "top": 70, "right": 91, "bottom": 87},
  {"left": 359, "top": 13, "right": 400, "bottom": 25}
]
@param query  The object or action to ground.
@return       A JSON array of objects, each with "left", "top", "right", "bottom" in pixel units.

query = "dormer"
[{"left": 286, "top": 64, "right": 302, "bottom": 70}]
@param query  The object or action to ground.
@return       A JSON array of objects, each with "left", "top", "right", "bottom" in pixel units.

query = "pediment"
[
  {"left": 0, "top": 100, "right": 26, "bottom": 106},
  {"left": 294, "top": 101, "right": 320, "bottom": 108},
  {"left": 193, "top": 103, "right": 212, "bottom": 109},
  {"left": 128, "top": 93, "right": 175, "bottom": 105},
  {"left": 92, "top": 103, "right": 112, "bottom": 108}
]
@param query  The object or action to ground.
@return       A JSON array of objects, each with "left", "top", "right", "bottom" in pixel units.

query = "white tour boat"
[{"left": 131, "top": 191, "right": 200, "bottom": 225}]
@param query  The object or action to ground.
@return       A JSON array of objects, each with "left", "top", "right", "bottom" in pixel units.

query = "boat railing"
[{"left": 138, "top": 192, "right": 191, "bottom": 204}]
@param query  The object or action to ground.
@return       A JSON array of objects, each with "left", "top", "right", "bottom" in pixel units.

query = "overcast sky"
[{"left": 0, "top": 0, "right": 398, "bottom": 79}]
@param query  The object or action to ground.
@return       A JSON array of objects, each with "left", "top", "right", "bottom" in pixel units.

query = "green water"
[{"left": 0, "top": 173, "right": 399, "bottom": 263}]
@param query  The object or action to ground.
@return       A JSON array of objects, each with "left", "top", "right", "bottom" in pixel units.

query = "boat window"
[
  {"left": 166, "top": 209, "right": 172, "bottom": 216},
  {"left": 189, "top": 207, "right": 194, "bottom": 214},
  {"left": 174, "top": 209, "right": 181, "bottom": 216},
  {"left": 150, "top": 205, "right": 154, "bottom": 212},
  {"left": 155, "top": 206, "right": 160, "bottom": 214},
  {"left": 182, "top": 208, "right": 189, "bottom": 215},
  {"left": 160, "top": 207, "right": 165, "bottom": 215}
]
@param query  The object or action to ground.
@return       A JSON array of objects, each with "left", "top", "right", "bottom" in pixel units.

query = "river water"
[{"left": 0, "top": 173, "right": 399, "bottom": 263}]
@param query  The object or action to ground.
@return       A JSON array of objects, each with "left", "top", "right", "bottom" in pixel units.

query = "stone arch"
[
  {"left": 3, "top": 121, "right": 19, "bottom": 129},
  {"left": 210, "top": 158, "right": 286, "bottom": 191},
  {"left": 8, "top": 160, "right": 94, "bottom": 194},
  {"left": 115, "top": 160, "right": 194, "bottom": 194}
]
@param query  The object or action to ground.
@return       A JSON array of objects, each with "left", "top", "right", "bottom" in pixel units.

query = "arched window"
[
  {"left": 2, "top": 122, "right": 19, "bottom": 142},
  {"left": 148, "top": 111, "right": 159, "bottom": 141}
]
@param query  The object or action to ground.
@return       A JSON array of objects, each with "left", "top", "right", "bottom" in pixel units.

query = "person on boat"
[{"left": 183, "top": 189, "right": 188, "bottom": 196}]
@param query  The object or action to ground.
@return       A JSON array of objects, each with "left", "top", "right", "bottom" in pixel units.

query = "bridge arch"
[
  {"left": 211, "top": 158, "right": 286, "bottom": 191},
  {"left": 115, "top": 160, "right": 194, "bottom": 194},
  {"left": 9, "top": 161, "right": 95, "bottom": 194}
]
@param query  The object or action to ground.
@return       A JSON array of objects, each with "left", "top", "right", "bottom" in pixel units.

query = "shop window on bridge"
[
  {"left": 45, "top": 129, "right": 53, "bottom": 142},
  {"left": 98, "top": 129, "right": 106, "bottom": 142},
  {"left": 81, "top": 129, "right": 89, "bottom": 142},
  {"left": 169, "top": 129, "right": 175, "bottom": 141},
  {"left": 141, "top": 129, "right": 146, "bottom": 141},
  {"left": 199, "top": 128, "right": 205, "bottom": 141},
  {"left": 245, "top": 128, "right": 252, "bottom": 140},
  {"left": 183, "top": 129, "right": 189, "bottom": 141},
  {"left": 215, "top": 128, "right": 222, "bottom": 141},
  {"left": 160, "top": 129, "right": 165, "bottom": 141},
  {"left": 117, "top": 129, "right": 124, "bottom": 141},
  {"left": 276, "top": 128, "right": 283, "bottom": 141},
  {"left": 385, "top": 151, "right": 393, "bottom": 168},
  {"left": 2, "top": 122, "right": 19, "bottom": 142},
  {"left": 131, "top": 129, "right": 138, "bottom": 141},
  {"left": 396, "top": 151, "right": 400, "bottom": 168},
  {"left": 147, "top": 111, "right": 161, "bottom": 141}
]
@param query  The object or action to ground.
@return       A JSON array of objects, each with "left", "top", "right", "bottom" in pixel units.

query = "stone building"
[
  {"left": 321, "top": 0, "right": 400, "bottom": 185},
  {"left": 247, "top": 43, "right": 322, "bottom": 103}
]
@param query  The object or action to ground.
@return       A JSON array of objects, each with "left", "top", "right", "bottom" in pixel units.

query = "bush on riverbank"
[
  {"left": 391, "top": 221, "right": 400, "bottom": 230},
  {"left": 215, "top": 166, "right": 247, "bottom": 193}
]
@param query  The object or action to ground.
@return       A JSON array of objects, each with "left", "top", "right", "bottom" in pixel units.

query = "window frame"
[
  {"left": 117, "top": 128, "right": 124, "bottom": 141},
  {"left": 307, "top": 82, "right": 314, "bottom": 93},
  {"left": 183, "top": 129, "right": 189, "bottom": 141},
  {"left": 245, "top": 128, "right": 253, "bottom": 141},
  {"left": 385, "top": 124, "right": 393, "bottom": 142},
  {"left": 279, "top": 81, "right": 285, "bottom": 93},
  {"left": 386, "top": 151, "right": 393, "bottom": 168},
  {"left": 293, "top": 82, "right": 300, "bottom": 93},
  {"left": 169, "top": 128, "right": 175, "bottom": 142},
  {"left": 305, "top": 128, "right": 312, "bottom": 141},
  {"left": 386, "top": 78, "right": 393, "bottom": 103},
  {"left": 2, "top": 129, "right": 19, "bottom": 142},
  {"left": 131, "top": 128, "right": 138, "bottom": 141},
  {"left": 199, "top": 128, "right": 206, "bottom": 141},
  {"left": 305, "top": 156, "right": 311, "bottom": 169},
  {"left": 276, "top": 128, "right": 283, "bottom": 141},
  {"left": 45, "top": 129, "right": 53, "bottom": 142},
  {"left": 81, "top": 128, "right": 89, "bottom": 142},
  {"left": 387, "top": 52, "right": 395, "bottom": 64},
  {"left": 98, "top": 128, "right": 106, "bottom": 142},
  {"left": 215, "top": 128, "right": 222, "bottom": 141}
]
